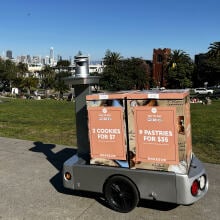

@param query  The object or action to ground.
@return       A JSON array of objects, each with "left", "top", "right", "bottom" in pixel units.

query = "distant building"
[
  {"left": 194, "top": 53, "right": 209, "bottom": 87},
  {"left": 49, "top": 47, "right": 55, "bottom": 66},
  {"left": 20, "top": 55, "right": 27, "bottom": 63},
  {"left": 194, "top": 53, "right": 208, "bottom": 66},
  {"left": 28, "top": 63, "right": 43, "bottom": 73},
  {"left": 44, "top": 56, "right": 50, "bottom": 65},
  {"left": 88, "top": 64, "right": 104, "bottom": 74},
  {"left": 27, "top": 55, "right": 31, "bottom": 63},
  {"left": 57, "top": 54, "right": 62, "bottom": 62},
  {"left": 32, "top": 56, "right": 41, "bottom": 64},
  {"left": 50, "top": 47, "right": 54, "bottom": 59},
  {"left": 152, "top": 48, "right": 171, "bottom": 87},
  {"left": 6, "top": 50, "right": 13, "bottom": 59}
]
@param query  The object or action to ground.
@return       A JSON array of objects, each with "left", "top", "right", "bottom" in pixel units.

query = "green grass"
[
  {"left": 0, "top": 98, "right": 76, "bottom": 146},
  {"left": 191, "top": 100, "right": 220, "bottom": 164},
  {"left": 0, "top": 97, "right": 219, "bottom": 164}
]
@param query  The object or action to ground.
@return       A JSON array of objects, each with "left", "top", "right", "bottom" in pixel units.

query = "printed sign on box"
[
  {"left": 134, "top": 106, "right": 179, "bottom": 164},
  {"left": 87, "top": 106, "right": 126, "bottom": 160}
]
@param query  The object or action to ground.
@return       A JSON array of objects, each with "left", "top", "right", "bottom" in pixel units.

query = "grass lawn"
[
  {"left": 0, "top": 98, "right": 76, "bottom": 146},
  {"left": 0, "top": 97, "right": 219, "bottom": 164},
  {"left": 191, "top": 100, "right": 220, "bottom": 164}
]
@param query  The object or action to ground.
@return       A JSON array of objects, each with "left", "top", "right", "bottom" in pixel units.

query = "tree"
[
  {"left": 100, "top": 50, "right": 150, "bottom": 90},
  {"left": 207, "top": 41, "right": 220, "bottom": 58},
  {"left": 100, "top": 50, "right": 123, "bottom": 90},
  {"left": 120, "top": 57, "right": 150, "bottom": 90},
  {"left": 167, "top": 50, "right": 192, "bottom": 67},
  {"left": 56, "top": 60, "right": 71, "bottom": 71},
  {"left": 12, "top": 77, "right": 24, "bottom": 92},
  {"left": 206, "top": 42, "right": 220, "bottom": 85},
  {"left": 16, "top": 62, "right": 28, "bottom": 77},
  {"left": 194, "top": 42, "right": 220, "bottom": 87},
  {"left": 166, "top": 50, "right": 193, "bottom": 89},
  {"left": 40, "top": 65, "right": 56, "bottom": 90},
  {"left": 56, "top": 60, "right": 70, "bottom": 67},
  {"left": 10, "top": 62, "right": 29, "bottom": 93},
  {"left": 22, "top": 76, "right": 39, "bottom": 95},
  {"left": 0, "top": 59, "right": 17, "bottom": 91},
  {"left": 54, "top": 71, "right": 71, "bottom": 98},
  {"left": 103, "top": 49, "right": 123, "bottom": 66}
]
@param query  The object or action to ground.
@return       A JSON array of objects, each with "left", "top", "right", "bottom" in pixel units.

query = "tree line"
[
  {"left": 0, "top": 41, "right": 219, "bottom": 96},
  {"left": 0, "top": 60, "right": 71, "bottom": 97},
  {"left": 100, "top": 42, "right": 220, "bottom": 90}
]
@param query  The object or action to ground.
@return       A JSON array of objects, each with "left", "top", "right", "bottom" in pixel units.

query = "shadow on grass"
[{"left": 29, "top": 141, "right": 178, "bottom": 212}]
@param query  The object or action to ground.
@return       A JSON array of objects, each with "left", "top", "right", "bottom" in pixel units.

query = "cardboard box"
[
  {"left": 126, "top": 90, "right": 192, "bottom": 173},
  {"left": 87, "top": 93, "right": 128, "bottom": 167},
  {"left": 86, "top": 90, "right": 192, "bottom": 174}
]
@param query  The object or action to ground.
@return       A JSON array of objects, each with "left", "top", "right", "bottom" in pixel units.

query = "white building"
[
  {"left": 88, "top": 64, "right": 104, "bottom": 74},
  {"left": 28, "top": 64, "right": 43, "bottom": 73}
]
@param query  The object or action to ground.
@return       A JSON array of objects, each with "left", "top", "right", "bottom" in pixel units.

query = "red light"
[{"left": 191, "top": 180, "right": 199, "bottom": 196}]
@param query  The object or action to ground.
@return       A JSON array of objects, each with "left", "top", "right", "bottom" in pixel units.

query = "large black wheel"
[{"left": 104, "top": 175, "right": 139, "bottom": 213}]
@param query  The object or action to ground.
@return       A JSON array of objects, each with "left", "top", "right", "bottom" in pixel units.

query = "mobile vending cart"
[{"left": 63, "top": 56, "right": 208, "bottom": 213}]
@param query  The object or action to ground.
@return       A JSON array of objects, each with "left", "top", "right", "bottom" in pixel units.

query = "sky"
[{"left": 0, "top": 0, "right": 219, "bottom": 61}]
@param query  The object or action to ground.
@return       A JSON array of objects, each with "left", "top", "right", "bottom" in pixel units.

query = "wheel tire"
[{"left": 104, "top": 175, "right": 139, "bottom": 213}]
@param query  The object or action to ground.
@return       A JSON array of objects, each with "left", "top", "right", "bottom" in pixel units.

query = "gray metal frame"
[{"left": 63, "top": 153, "right": 208, "bottom": 205}]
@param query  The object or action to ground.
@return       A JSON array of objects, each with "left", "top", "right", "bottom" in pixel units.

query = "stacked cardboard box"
[
  {"left": 86, "top": 92, "right": 128, "bottom": 167},
  {"left": 126, "top": 90, "right": 192, "bottom": 173},
  {"left": 86, "top": 90, "right": 192, "bottom": 174}
]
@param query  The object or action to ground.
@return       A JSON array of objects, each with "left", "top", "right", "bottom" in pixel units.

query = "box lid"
[
  {"left": 86, "top": 89, "right": 190, "bottom": 100},
  {"left": 126, "top": 89, "right": 189, "bottom": 100}
]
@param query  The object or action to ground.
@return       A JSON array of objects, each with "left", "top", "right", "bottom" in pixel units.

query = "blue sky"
[{"left": 0, "top": 0, "right": 219, "bottom": 61}]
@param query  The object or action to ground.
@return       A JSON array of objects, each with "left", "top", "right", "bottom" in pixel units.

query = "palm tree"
[
  {"left": 205, "top": 42, "right": 220, "bottom": 86},
  {"left": 101, "top": 50, "right": 123, "bottom": 90},
  {"left": 168, "top": 50, "right": 191, "bottom": 66},
  {"left": 166, "top": 50, "right": 193, "bottom": 89},
  {"left": 22, "top": 76, "right": 39, "bottom": 95},
  {"left": 103, "top": 49, "right": 123, "bottom": 66},
  {"left": 207, "top": 41, "right": 220, "bottom": 58},
  {"left": 54, "top": 71, "right": 71, "bottom": 99},
  {"left": 54, "top": 80, "right": 69, "bottom": 99}
]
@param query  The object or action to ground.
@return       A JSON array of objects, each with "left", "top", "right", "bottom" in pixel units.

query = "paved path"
[{"left": 0, "top": 137, "right": 219, "bottom": 220}]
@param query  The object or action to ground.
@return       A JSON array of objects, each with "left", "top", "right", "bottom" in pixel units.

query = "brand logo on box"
[
  {"left": 151, "top": 107, "right": 157, "bottom": 114},
  {"left": 102, "top": 108, "right": 107, "bottom": 114}
]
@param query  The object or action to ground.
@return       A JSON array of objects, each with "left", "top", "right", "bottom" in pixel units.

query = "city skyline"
[
  {"left": 0, "top": 0, "right": 219, "bottom": 61},
  {"left": 2, "top": 47, "right": 62, "bottom": 60},
  {"left": 1, "top": 47, "right": 99, "bottom": 66}
]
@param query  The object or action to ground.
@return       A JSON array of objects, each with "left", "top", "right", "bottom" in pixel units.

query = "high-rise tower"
[
  {"left": 6, "top": 50, "right": 13, "bottom": 59},
  {"left": 50, "top": 47, "right": 54, "bottom": 60},
  {"left": 49, "top": 47, "right": 54, "bottom": 66}
]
